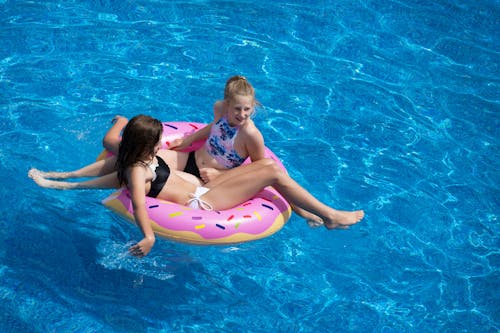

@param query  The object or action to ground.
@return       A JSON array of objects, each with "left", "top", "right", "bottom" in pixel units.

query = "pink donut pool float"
[{"left": 101, "top": 121, "right": 292, "bottom": 245}]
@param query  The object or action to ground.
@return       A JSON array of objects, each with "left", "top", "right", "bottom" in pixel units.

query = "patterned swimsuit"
[{"left": 206, "top": 116, "right": 246, "bottom": 168}]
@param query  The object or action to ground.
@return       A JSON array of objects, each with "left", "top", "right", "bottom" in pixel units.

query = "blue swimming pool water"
[{"left": 1, "top": 0, "right": 498, "bottom": 332}]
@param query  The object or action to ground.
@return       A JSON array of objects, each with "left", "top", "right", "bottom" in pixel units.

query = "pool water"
[{"left": 1, "top": 0, "right": 498, "bottom": 332}]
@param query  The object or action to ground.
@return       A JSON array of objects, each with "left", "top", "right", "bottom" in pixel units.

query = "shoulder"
[
  {"left": 240, "top": 120, "right": 264, "bottom": 144},
  {"left": 126, "top": 164, "right": 150, "bottom": 194},
  {"left": 240, "top": 120, "right": 265, "bottom": 159},
  {"left": 128, "top": 163, "right": 148, "bottom": 180},
  {"left": 241, "top": 119, "right": 260, "bottom": 134}
]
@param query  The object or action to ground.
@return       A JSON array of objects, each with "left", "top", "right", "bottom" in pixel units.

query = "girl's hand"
[
  {"left": 129, "top": 236, "right": 156, "bottom": 258},
  {"left": 168, "top": 138, "right": 188, "bottom": 150},
  {"left": 199, "top": 167, "right": 222, "bottom": 183}
]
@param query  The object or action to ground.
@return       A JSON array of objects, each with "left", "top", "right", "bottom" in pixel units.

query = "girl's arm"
[
  {"left": 127, "top": 166, "right": 156, "bottom": 257},
  {"left": 169, "top": 101, "right": 224, "bottom": 150},
  {"left": 102, "top": 116, "right": 129, "bottom": 155},
  {"left": 246, "top": 127, "right": 266, "bottom": 162},
  {"left": 169, "top": 122, "right": 213, "bottom": 150}
]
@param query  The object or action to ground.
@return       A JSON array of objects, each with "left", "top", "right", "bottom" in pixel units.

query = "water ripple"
[{"left": 1, "top": 0, "right": 498, "bottom": 332}]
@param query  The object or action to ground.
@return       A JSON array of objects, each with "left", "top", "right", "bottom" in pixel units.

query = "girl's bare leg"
[
  {"left": 291, "top": 205, "right": 325, "bottom": 227},
  {"left": 29, "top": 169, "right": 120, "bottom": 189},
  {"left": 102, "top": 116, "right": 128, "bottom": 155},
  {"left": 204, "top": 159, "right": 364, "bottom": 229},
  {"left": 28, "top": 156, "right": 118, "bottom": 179},
  {"left": 176, "top": 170, "right": 203, "bottom": 186},
  {"left": 204, "top": 160, "right": 324, "bottom": 226}
]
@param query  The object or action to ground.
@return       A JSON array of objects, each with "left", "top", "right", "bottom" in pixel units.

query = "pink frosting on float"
[{"left": 113, "top": 186, "right": 289, "bottom": 239}]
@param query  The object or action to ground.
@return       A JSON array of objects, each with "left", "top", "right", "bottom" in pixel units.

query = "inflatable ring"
[{"left": 101, "top": 121, "right": 292, "bottom": 245}]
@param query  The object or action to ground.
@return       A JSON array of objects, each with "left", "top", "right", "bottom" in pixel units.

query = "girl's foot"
[
  {"left": 324, "top": 210, "right": 364, "bottom": 230},
  {"left": 28, "top": 168, "right": 73, "bottom": 179},
  {"left": 307, "top": 219, "right": 325, "bottom": 228},
  {"left": 28, "top": 169, "right": 74, "bottom": 189}
]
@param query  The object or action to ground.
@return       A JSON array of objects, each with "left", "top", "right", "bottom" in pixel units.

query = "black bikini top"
[{"left": 147, "top": 156, "right": 170, "bottom": 198}]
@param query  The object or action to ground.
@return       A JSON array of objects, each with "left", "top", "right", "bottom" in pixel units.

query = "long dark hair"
[{"left": 116, "top": 115, "right": 163, "bottom": 186}]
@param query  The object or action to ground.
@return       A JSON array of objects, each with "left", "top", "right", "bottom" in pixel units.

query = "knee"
[
  {"left": 261, "top": 159, "right": 284, "bottom": 177},
  {"left": 102, "top": 135, "right": 120, "bottom": 153},
  {"left": 102, "top": 135, "right": 110, "bottom": 148},
  {"left": 255, "top": 158, "right": 276, "bottom": 168}
]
